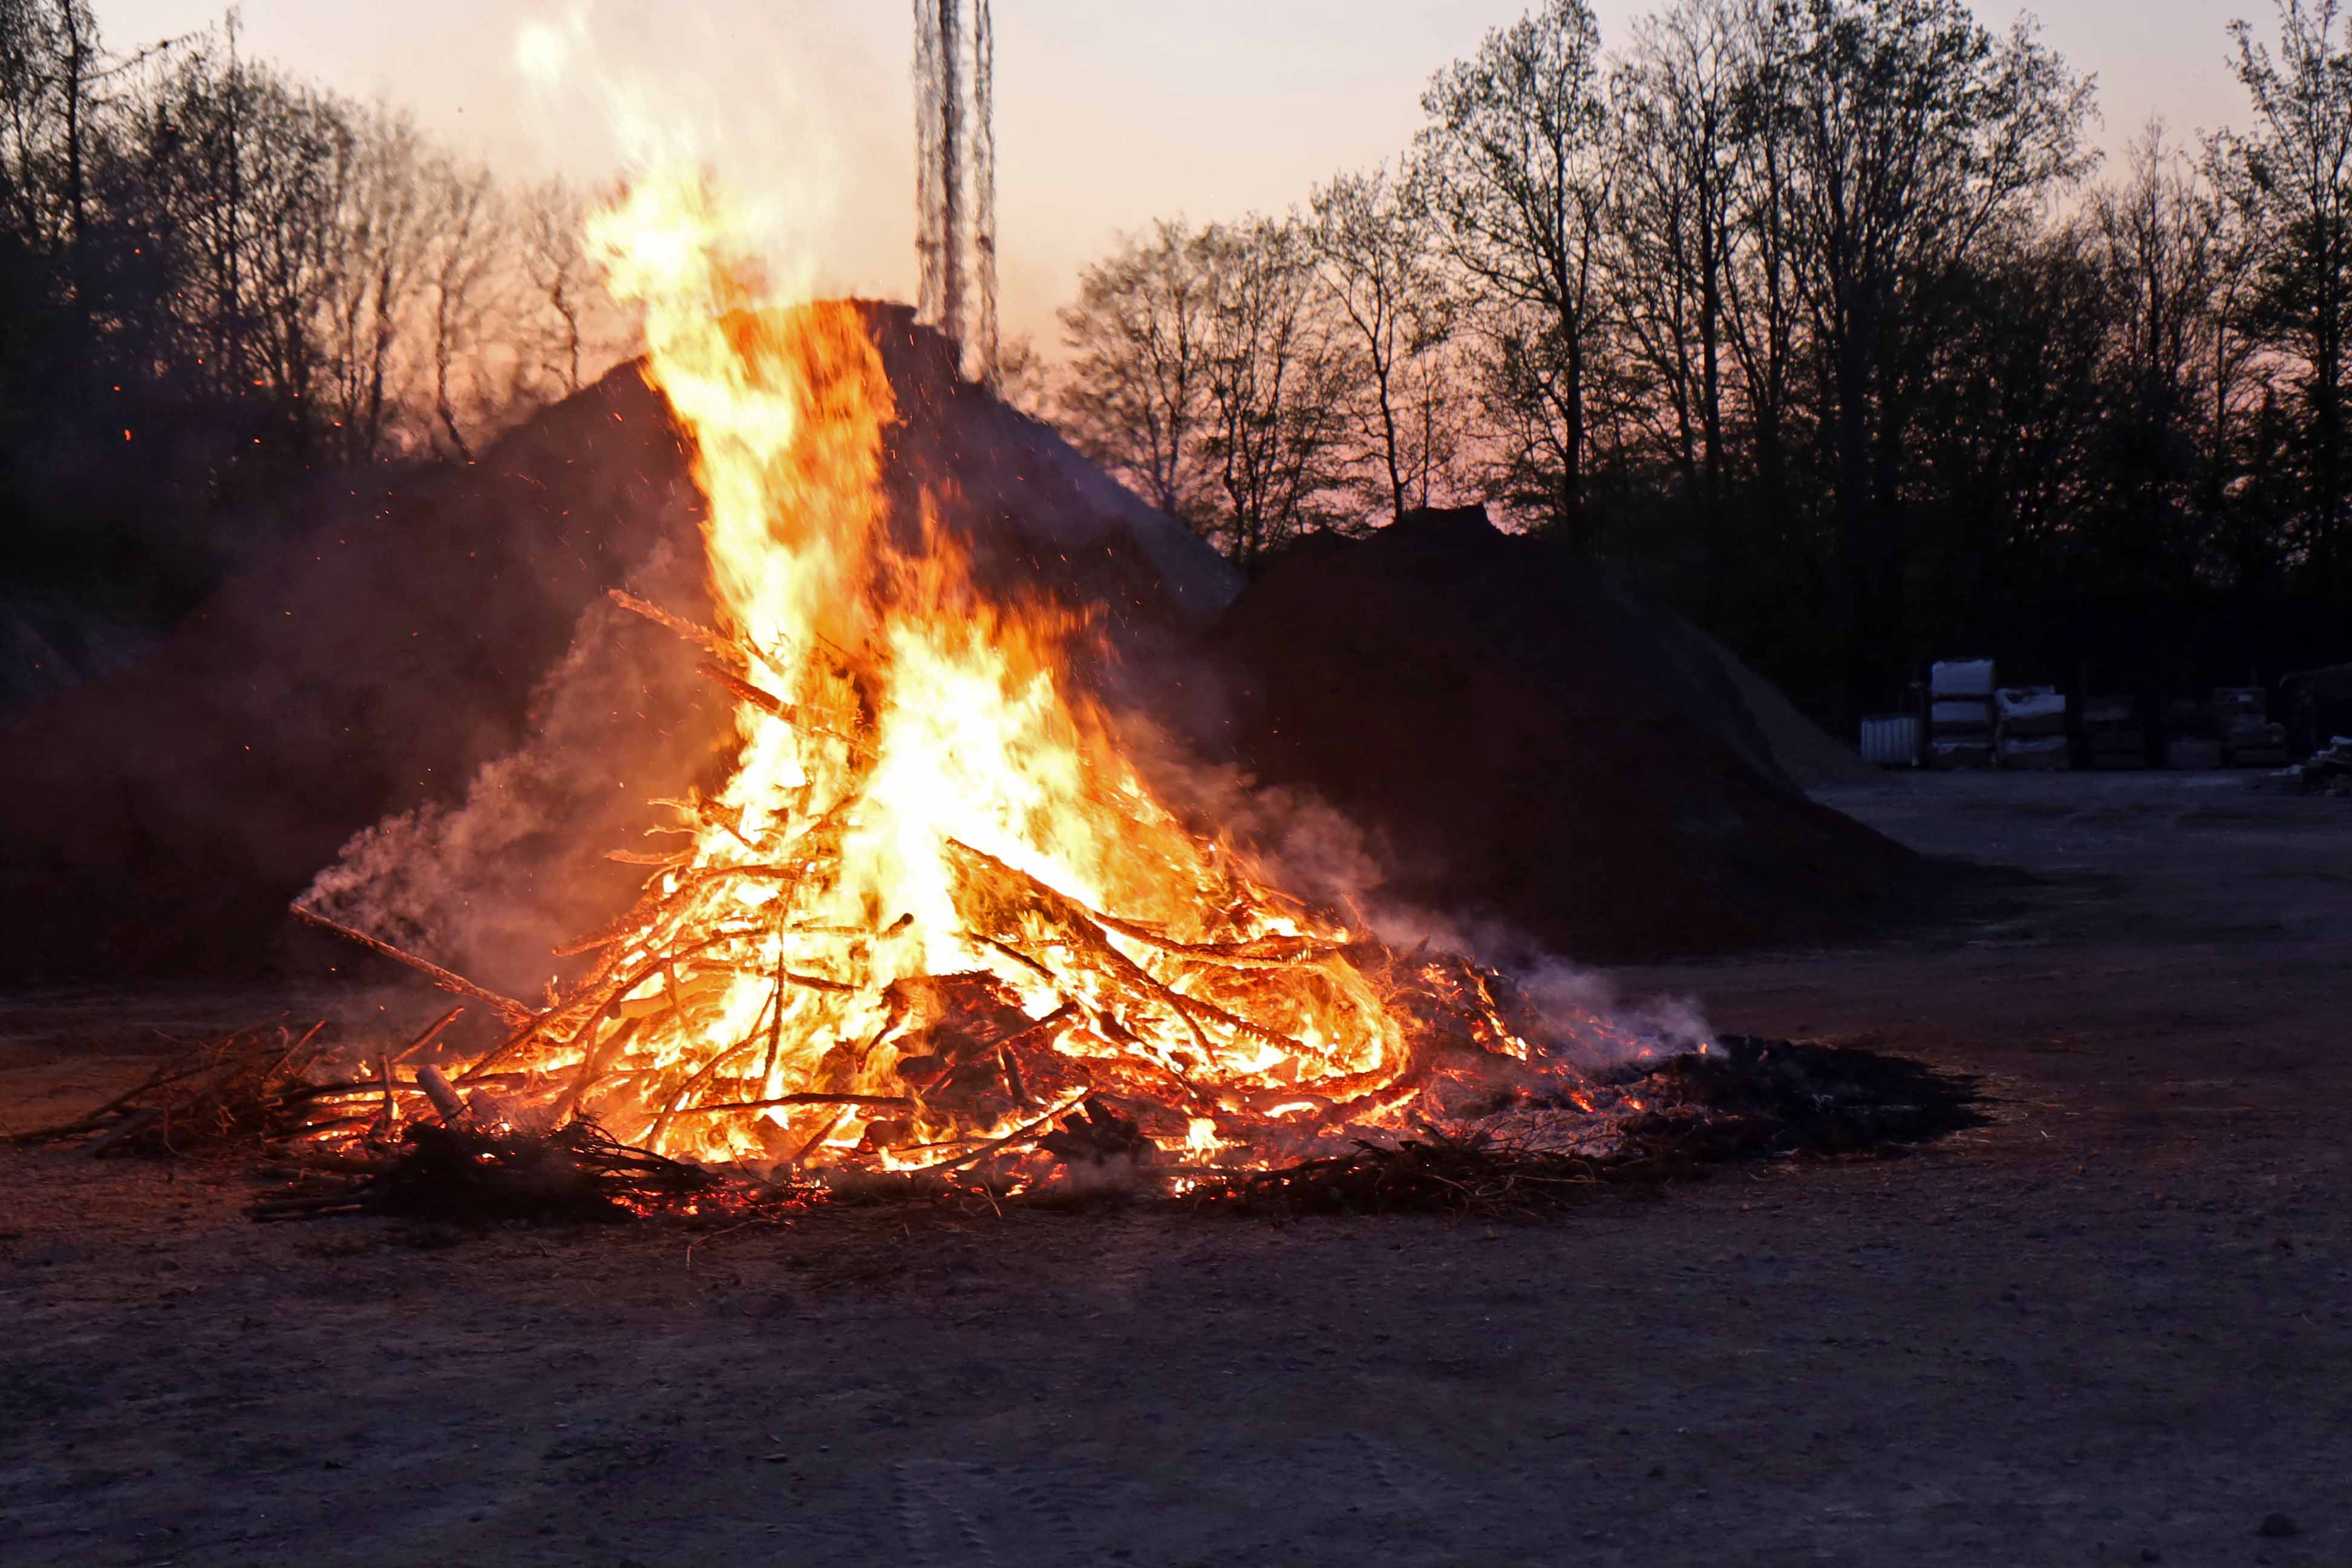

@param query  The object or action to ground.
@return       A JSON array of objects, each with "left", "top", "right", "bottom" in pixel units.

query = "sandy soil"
[{"left": 2, "top": 769, "right": 2347, "bottom": 1568}]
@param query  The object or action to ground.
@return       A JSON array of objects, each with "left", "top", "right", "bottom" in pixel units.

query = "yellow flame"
[{"left": 559, "top": 170, "right": 1408, "bottom": 1168}]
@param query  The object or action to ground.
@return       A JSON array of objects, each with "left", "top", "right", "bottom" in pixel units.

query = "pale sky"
[{"left": 100, "top": 0, "right": 2264, "bottom": 346}]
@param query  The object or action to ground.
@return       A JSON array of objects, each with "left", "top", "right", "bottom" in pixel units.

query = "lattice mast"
[{"left": 913, "top": 0, "right": 997, "bottom": 384}]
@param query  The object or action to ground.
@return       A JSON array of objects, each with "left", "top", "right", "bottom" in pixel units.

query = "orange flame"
[{"left": 541, "top": 172, "right": 1414, "bottom": 1172}]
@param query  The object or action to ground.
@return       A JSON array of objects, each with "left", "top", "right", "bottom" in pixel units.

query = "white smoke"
[
  {"left": 1365, "top": 904, "right": 1713, "bottom": 1069},
  {"left": 298, "top": 540, "right": 723, "bottom": 996},
  {"left": 1510, "top": 958, "right": 1714, "bottom": 1068}
]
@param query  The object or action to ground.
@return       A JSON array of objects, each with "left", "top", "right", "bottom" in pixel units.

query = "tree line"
[
  {"left": 1, "top": 1, "right": 619, "bottom": 627},
  {"left": 1048, "top": 0, "right": 2352, "bottom": 722},
  {"left": 9, "top": 0, "right": 2347, "bottom": 727}
]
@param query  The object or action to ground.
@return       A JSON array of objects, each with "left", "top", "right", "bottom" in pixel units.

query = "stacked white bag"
[
  {"left": 1929, "top": 659, "right": 1996, "bottom": 768},
  {"left": 1995, "top": 686, "right": 2069, "bottom": 769}
]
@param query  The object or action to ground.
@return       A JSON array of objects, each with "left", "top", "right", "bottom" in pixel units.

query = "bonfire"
[{"left": 258, "top": 171, "right": 1661, "bottom": 1186}]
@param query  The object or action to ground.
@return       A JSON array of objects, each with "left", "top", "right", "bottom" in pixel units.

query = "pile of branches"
[
  {"left": 9, "top": 1009, "right": 483, "bottom": 1160},
  {"left": 7, "top": 1010, "right": 809, "bottom": 1226},
  {"left": 266, "top": 591, "right": 1454, "bottom": 1178},
  {"left": 249, "top": 1117, "right": 792, "bottom": 1224},
  {"left": 11, "top": 1021, "right": 337, "bottom": 1158}
]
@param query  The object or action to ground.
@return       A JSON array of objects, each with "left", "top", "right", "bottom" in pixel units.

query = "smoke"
[
  {"left": 511, "top": 2, "right": 852, "bottom": 306},
  {"left": 298, "top": 538, "right": 725, "bottom": 998},
  {"left": 1511, "top": 958, "right": 1714, "bottom": 1068},
  {"left": 1365, "top": 903, "right": 1714, "bottom": 1070},
  {"left": 1109, "top": 691, "right": 1713, "bottom": 1070}
]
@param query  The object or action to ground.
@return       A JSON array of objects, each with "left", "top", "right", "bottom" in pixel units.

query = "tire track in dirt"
[
  {"left": 893, "top": 1457, "right": 998, "bottom": 1567},
  {"left": 998, "top": 1455, "right": 1123, "bottom": 1553},
  {"left": 1173, "top": 1428, "right": 1506, "bottom": 1563}
]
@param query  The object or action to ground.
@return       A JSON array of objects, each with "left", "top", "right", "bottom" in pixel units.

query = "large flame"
[{"left": 526, "top": 172, "right": 1429, "bottom": 1172}]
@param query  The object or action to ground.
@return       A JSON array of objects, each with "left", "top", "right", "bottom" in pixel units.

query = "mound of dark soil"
[
  {"left": 0, "top": 367, "right": 711, "bottom": 988},
  {"left": 1569, "top": 563, "right": 1881, "bottom": 792},
  {"left": 1209, "top": 508, "right": 1922, "bottom": 961}
]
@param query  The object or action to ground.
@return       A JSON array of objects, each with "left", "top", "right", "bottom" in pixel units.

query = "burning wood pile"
[
  {"left": 12, "top": 1008, "right": 1978, "bottom": 1221},
  {"left": 267, "top": 174, "right": 1586, "bottom": 1189},
  {"left": 15, "top": 174, "right": 1979, "bottom": 1221}
]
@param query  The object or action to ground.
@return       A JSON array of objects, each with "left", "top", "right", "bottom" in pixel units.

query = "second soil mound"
[{"left": 1210, "top": 508, "right": 1921, "bottom": 961}]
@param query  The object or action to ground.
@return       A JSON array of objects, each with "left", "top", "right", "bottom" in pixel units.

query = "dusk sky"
[{"left": 102, "top": 0, "right": 2266, "bottom": 347}]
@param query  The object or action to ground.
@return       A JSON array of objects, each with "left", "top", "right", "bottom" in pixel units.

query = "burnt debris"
[{"left": 19, "top": 1021, "right": 1981, "bottom": 1226}]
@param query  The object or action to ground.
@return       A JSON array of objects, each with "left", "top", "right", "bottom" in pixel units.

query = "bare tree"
[
  {"left": 1388, "top": 336, "right": 1477, "bottom": 515},
  {"left": 320, "top": 107, "right": 427, "bottom": 461},
  {"left": 54, "top": 0, "right": 91, "bottom": 316},
  {"left": 420, "top": 154, "right": 499, "bottom": 460},
  {"left": 144, "top": 42, "right": 252, "bottom": 395},
  {"left": 1612, "top": 0, "right": 1752, "bottom": 608},
  {"left": 988, "top": 331, "right": 1050, "bottom": 416},
  {"left": 1197, "top": 215, "right": 1357, "bottom": 567},
  {"left": 0, "top": 2, "right": 60, "bottom": 247},
  {"left": 518, "top": 176, "right": 594, "bottom": 397},
  {"left": 1417, "top": 0, "right": 1615, "bottom": 547},
  {"left": 0, "top": 1, "right": 74, "bottom": 296},
  {"left": 2091, "top": 125, "right": 2249, "bottom": 564},
  {"left": 1308, "top": 164, "right": 1458, "bottom": 520},
  {"left": 235, "top": 68, "right": 347, "bottom": 438},
  {"left": 1056, "top": 220, "right": 1217, "bottom": 522},
  {"left": 1717, "top": 0, "right": 1806, "bottom": 566},
  {"left": 116, "top": 39, "right": 358, "bottom": 433},
  {"left": 0, "top": 0, "right": 652, "bottom": 648}
]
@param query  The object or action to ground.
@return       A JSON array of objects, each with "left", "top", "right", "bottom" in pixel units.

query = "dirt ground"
[{"left": 2, "top": 769, "right": 2347, "bottom": 1568}]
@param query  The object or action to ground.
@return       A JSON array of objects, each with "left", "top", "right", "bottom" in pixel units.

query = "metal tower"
[{"left": 914, "top": 0, "right": 997, "bottom": 383}]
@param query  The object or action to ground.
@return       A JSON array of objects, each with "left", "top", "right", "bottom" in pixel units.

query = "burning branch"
[
  {"left": 290, "top": 906, "right": 536, "bottom": 1027},
  {"left": 607, "top": 587, "right": 741, "bottom": 668}
]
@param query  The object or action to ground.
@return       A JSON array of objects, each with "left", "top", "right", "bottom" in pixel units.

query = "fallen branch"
[{"left": 289, "top": 907, "right": 535, "bottom": 1027}]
